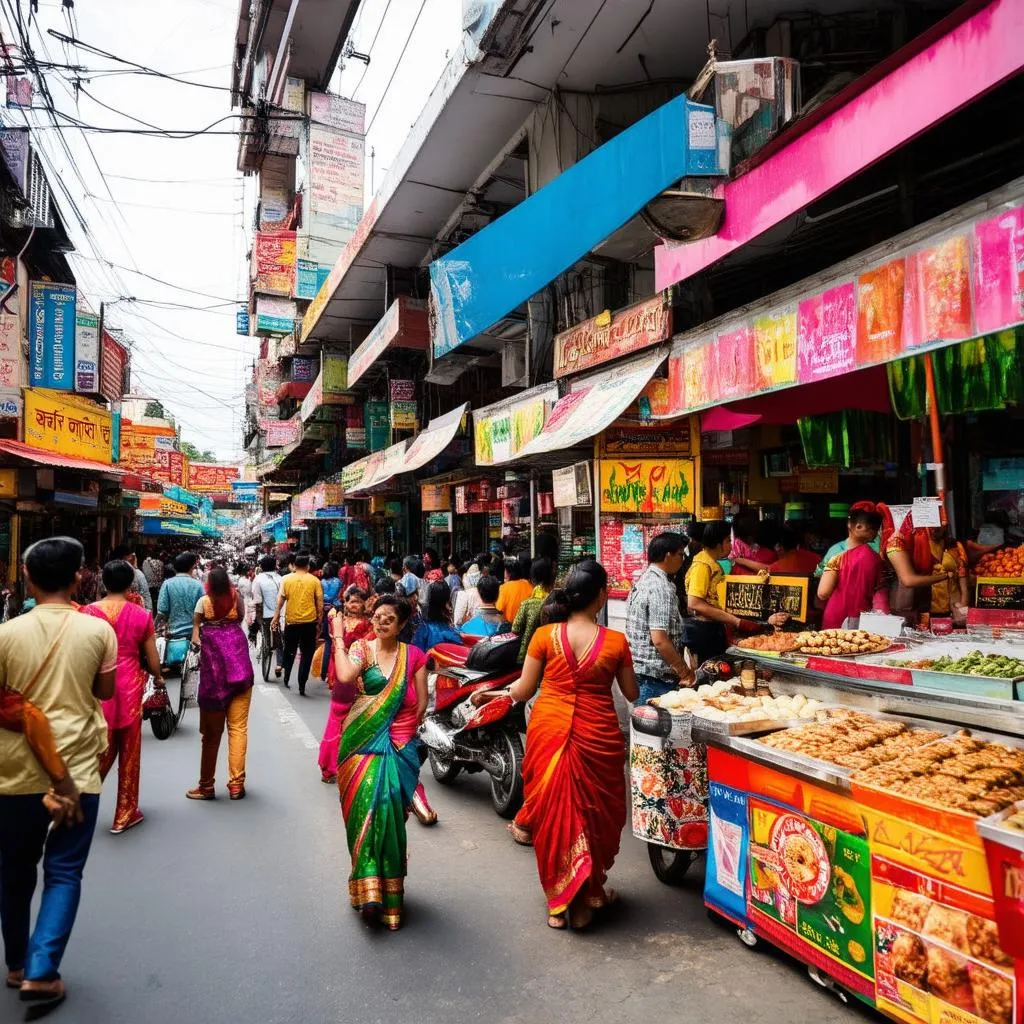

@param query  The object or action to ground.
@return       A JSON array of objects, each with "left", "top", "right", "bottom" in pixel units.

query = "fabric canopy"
[
  {"left": 514, "top": 349, "right": 667, "bottom": 460},
  {"left": 348, "top": 441, "right": 408, "bottom": 495},
  {"left": 401, "top": 403, "right": 468, "bottom": 475},
  {"left": 0, "top": 439, "right": 126, "bottom": 476}
]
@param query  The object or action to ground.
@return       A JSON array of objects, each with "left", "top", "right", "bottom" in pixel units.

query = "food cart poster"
[
  {"left": 871, "top": 854, "right": 1016, "bottom": 1024},
  {"left": 748, "top": 795, "right": 875, "bottom": 1001},
  {"left": 706, "top": 781, "right": 750, "bottom": 927}
]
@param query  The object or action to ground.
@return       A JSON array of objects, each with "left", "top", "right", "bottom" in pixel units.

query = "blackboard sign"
[
  {"left": 976, "top": 578, "right": 1024, "bottom": 610},
  {"left": 720, "top": 574, "right": 810, "bottom": 623}
]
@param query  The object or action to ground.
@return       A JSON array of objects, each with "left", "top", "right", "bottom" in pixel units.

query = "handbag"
[{"left": 310, "top": 641, "right": 326, "bottom": 679}]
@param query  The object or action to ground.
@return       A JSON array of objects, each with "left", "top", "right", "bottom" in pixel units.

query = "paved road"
[{"left": 17, "top": 660, "right": 869, "bottom": 1024}]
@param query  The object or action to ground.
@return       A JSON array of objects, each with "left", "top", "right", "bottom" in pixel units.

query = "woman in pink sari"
[
  {"left": 83, "top": 560, "right": 164, "bottom": 834},
  {"left": 817, "top": 505, "right": 887, "bottom": 629}
]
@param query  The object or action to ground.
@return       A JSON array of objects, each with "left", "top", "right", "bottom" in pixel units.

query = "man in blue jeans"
[
  {"left": 625, "top": 532, "right": 695, "bottom": 705},
  {"left": 0, "top": 537, "right": 117, "bottom": 1016}
]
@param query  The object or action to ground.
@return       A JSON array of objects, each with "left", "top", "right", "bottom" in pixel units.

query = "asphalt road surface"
[{"left": 12, "top": 657, "right": 871, "bottom": 1024}]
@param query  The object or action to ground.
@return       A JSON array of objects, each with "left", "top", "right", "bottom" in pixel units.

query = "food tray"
[
  {"left": 690, "top": 714, "right": 793, "bottom": 738},
  {"left": 976, "top": 801, "right": 1024, "bottom": 854},
  {"left": 799, "top": 642, "right": 893, "bottom": 659}
]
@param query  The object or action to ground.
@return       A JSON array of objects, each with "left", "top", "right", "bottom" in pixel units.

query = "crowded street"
[{"left": 63, "top": 657, "right": 856, "bottom": 1024}]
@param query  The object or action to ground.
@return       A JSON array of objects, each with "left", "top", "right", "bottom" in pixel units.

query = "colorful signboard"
[
  {"left": 294, "top": 259, "right": 331, "bottom": 301},
  {"left": 420, "top": 483, "right": 450, "bottom": 512},
  {"left": 0, "top": 311, "right": 21, "bottom": 393},
  {"left": 598, "top": 458, "right": 695, "bottom": 515},
  {"left": 24, "top": 389, "right": 112, "bottom": 463},
  {"left": 100, "top": 332, "right": 128, "bottom": 403},
  {"left": 253, "top": 231, "right": 297, "bottom": 296},
  {"left": 255, "top": 296, "right": 297, "bottom": 335},
  {"left": 552, "top": 461, "right": 592, "bottom": 507},
  {"left": 307, "top": 128, "right": 364, "bottom": 233},
  {"left": 263, "top": 416, "right": 300, "bottom": 447},
  {"left": 473, "top": 388, "right": 555, "bottom": 467},
  {"left": 74, "top": 310, "right": 99, "bottom": 393},
  {"left": 366, "top": 401, "right": 389, "bottom": 451},
  {"left": 309, "top": 92, "right": 366, "bottom": 134},
  {"left": 347, "top": 297, "right": 429, "bottom": 388},
  {"left": 389, "top": 379, "right": 417, "bottom": 430},
  {"left": 236, "top": 306, "right": 250, "bottom": 335},
  {"left": 798, "top": 282, "right": 856, "bottom": 383},
  {"left": 117, "top": 421, "right": 177, "bottom": 474},
  {"left": 187, "top": 462, "right": 240, "bottom": 493},
  {"left": 29, "top": 282, "right": 76, "bottom": 390},
  {"left": 553, "top": 296, "right": 671, "bottom": 378}
]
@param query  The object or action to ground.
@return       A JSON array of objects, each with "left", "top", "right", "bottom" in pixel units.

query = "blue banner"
[
  {"left": 111, "top": 410, "right": 121, "bottom": 462},
  {"left": 704, "top": 782, "right": 750, "bottom": 926},
  {"left": 29, "top": 282, "right": 76, "bottom": 390},
  {"left": 236, "top": 306, "right": 250, "bottom": 335}
]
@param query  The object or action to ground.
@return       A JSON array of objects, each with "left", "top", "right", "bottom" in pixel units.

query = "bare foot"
[{"left": 547, "top": 913, "right": 567, "bottom": 930}]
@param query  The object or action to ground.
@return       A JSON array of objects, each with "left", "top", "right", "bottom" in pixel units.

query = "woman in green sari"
[{"left": 334, "top": 595, "right": 428, "bottom": 930}]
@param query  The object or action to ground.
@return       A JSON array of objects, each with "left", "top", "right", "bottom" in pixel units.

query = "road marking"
[{"left": 256, "top": 683, "right": 319, "bottom": 750}]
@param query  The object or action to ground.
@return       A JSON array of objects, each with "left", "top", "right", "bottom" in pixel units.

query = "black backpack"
[{"left": 465, "top": 630, "right": 519, "bottom": 672}]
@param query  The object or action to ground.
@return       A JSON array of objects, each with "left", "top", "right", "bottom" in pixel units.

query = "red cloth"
[
  {"left": 821, "top": 543, "right": 886, "bottom": 629},
  {"left": 767, "top": 549, "right": 821, "bottom": 575}
]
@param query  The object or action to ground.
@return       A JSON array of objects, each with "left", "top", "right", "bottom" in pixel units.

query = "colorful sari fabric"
[
  {"left": 319, "top": 613, "right": 374, "bottom": 779},
  {"left": 821, "top": 543, "right": 887, "bottom": 629},
  {"left": 521, "top": 623, "right": 632, "bottom": 915},
  {"left": 197, "top": 597, "right": 254, "bottom": 711},
  {"left": 337, "top": 641, "right": 426, "bottom": 928}
]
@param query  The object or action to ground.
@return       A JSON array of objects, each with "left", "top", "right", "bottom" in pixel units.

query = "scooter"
[{"left": 420, "top": 641, "right": 526, "bottom": 819}]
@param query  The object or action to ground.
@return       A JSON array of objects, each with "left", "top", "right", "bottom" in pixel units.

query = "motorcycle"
[{"left": 420, "top": 640, "right": 525, "bottom": 819}]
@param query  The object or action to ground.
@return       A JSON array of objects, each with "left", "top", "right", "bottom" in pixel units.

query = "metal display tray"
[
  {"left": 976, "top": 802, "right": 1024, "bottom": 854},
  {"left": 688, "top": 714, "right": 793, "bottom": 737}
]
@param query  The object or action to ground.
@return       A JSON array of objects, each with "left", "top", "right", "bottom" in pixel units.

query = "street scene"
[{"left": 2, "top": 0, "right": 1024, "bottom": 1022}]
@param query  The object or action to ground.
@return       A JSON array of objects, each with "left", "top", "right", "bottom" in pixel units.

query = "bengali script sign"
[
  {"left": 24, "top": 389, "right": 112, "bottom": 463},
  {"left": 553, "top": 296, "right": 671, "bottom": 378},
  {"left": 598, "top": 458, "right": 695, "bottom": 515}
]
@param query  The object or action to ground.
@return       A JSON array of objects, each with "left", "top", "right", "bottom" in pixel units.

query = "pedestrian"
[
  {"left": 444, "top": 559, "right": 462, "bottom": 595},
  {"left": 625, "top": 532, "right": 696, "bottom": 706},
  {"left": 272, "top": 553, "right": 324, "bottom": 695},
  {"left": 155, "top": 552, "right": 205, "bottom": 668},
  {"left": 410, "top": 580, "right": 462, "bottom": 652},
  {"left": 317, "top": 587, "right": 373, "bottom": 784},
  {"left": 477, "top": 561, "right": 638, "bottom": 930},
  {"left": 0, "top": 537, "right": 118, "bottom": 1016},
  {"left": 233, "top": 560, "right": 256, "bottom": 638},
  {"left": 187, "top": 566, "right": 255, "bottom": 801},
  {"left": 460, "top": 575, "right": 508, "bottom": 636},
  {"left": 422, "top": 548, "right": 443, "bottom": 583},
  {"left": 334, "top": 596, "right": 429, "bottom": 930},
  {"left": 511, "top": 557, "right": 556, "bottom": 664},
  {"left": 82, "top": 560, "right": 164, "bottom": 834},
  {"left": 496, "top": 557, "right": 533, "bottom": 626},
  {"left": 141, "top": 551, "right": 164, "bottom": 610},
  {"left": 76, "top": 560, "right": 99, "bottom": 606},
  {"left": 319, "top": 562, "right": 342, "bottom": 681},
  {"left": 252, "top": 555, "right": 284, "bottom": 677},
  {"left": 100, "top": 544, "right": 152, "bottom": 612},
  {"left": 453, "top": 559, "right": 482, "bottom": 627}
]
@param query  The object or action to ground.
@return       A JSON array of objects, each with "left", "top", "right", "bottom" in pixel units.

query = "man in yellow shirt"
[
  {"left": 0, "top": 537, "right": 117, "bottom": 1012},
  {"left": 272, "top": 552, "right": 323, "bottom": 696}
]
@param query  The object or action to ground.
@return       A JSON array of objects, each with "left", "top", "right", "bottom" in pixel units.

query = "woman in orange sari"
[{"left": 495, "top": 560, "right": 637, "bottom": 930}]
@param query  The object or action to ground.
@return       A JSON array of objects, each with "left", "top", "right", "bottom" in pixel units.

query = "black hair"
[
  {"left": 756, "top": 521, "right": 780, "bottom": 550},
  {"left": 372, "top": 594, "right": 411, "bottom": 625},
  {"left": 374, "top": 576, "right": 396, "bottom": 596},
  {"left": 477, "top": 574, "right": 500, "bottom": 603},
  {"left": 530, "top": 557, "right": 556, "bottom": 589},
  {"left": 259, "top": 554, "right": 277, "bottom": 572},
  {"left": 388, "top": 557, "right": 403, "bottom": 576},
  {"left": 408, "top": 558, "right": 425, "bottom": 579},
  {"left": 702, "top": 521, "right": 732, "bottom": 550},
  {"left": 344, "top": 586, "right": 369, "bottom": 601},
  {"left": 563, "top": 560, "right": 607, "bottom": 612},
  {"left": 173, "top": 551, "right": 198, "bottom": 574},
  {"left": 424, "top": 579, "right": 452, "bottom": 623},
  {"left": 490, "top": 556, "right": 505, "bottom": 581},
  {"left": 295, "top": 554, "right": 311, "bottom": 569},
  {"left": 207, "top": 565, "right": 232, "bottom": 596},
  {"left": 102, "top": 559, "right": 136, "bottom": 595},
  {"left": 356, "top": 549, "right": 371, "bottom": 562},
  {"left": 777, "top": 525, "right": 801, "bottom": 552},
  {"left": 849, "top": 509, "right": 883, "bottom": 531},
  {"left": 423, "top": 546, "right": 441, "bottom": 566},
  {"left": 732, "top": 514, "right": 758, "bottom": 544},
  {"left": 648, "top": 531, "right": 686, "bottom": 563},
  {"left": 322, "top": 561, "right": 339, "bottom": 580},
  {"left": 233, "top": 561, "right": 249, "bottom": 577},
  {"left": 540, "top": 588, "right": 570, "bottom": 625},
  {"left": 476, "top": 552, "right": 492, "bottom": 568},
  {"left": 110, "top": 543, "right": 133, "bottom": 560},
  {"left": 506, "top": 558, "right": 525, "bottom": 581},
  {"left": 24, "top": 537, "right": 84, "bottom": 594},
  {"left": 686, "top": 520, "right": 705, "bottom": 544}
]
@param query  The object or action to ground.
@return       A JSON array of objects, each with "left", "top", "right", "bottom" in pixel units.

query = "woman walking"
[
  {"left": 482, "top": 561, "right": 637, "bottom": 930},
  {"left": 187, "top": 566, "right": 255, "bottom": 801},
  {"left": 319, "top": 562, "right": 343, "bottom": 681},
  {"left": 317, "top": 587, "right": 373, "bottom": 784},
  {"left": 334, "top": 596, "right": 428, "bottom": 930},
  {"left": 82, "top": 560, "right": 164, "bottom": 834}
]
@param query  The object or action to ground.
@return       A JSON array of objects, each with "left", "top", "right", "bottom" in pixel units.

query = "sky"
[{"left": 0, "top": 0, "right": 463, "bottom": 461}]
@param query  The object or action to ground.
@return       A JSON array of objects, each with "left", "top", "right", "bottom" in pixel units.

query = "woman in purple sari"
[{"left": 186, "top": 566, "right": 255, "bottom": 801}]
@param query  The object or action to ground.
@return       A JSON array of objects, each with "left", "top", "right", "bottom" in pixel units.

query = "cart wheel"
[
  {"left": 736, "top": 926, "right": 760, "bottom": 949},
  {"left": 260, "top": 631, "right": 272, "bottom": 683},
  {"left": 647, "top": 844, "right": 696, "bottom": 886}
]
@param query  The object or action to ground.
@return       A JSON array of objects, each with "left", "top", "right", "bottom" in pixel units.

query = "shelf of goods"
[{"left": 632, "top": 648, "right": 1024, "bottom": 1024}]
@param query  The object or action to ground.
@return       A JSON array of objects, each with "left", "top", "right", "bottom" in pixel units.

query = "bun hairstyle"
[
  {"left": 563, "top": 559, "right": 608, "bottom": 613},
  {"left": 540, "top": 589, "right": 570, "bottom": 625}
]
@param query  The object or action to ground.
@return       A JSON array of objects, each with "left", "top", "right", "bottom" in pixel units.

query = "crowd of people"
[{"left": 0, "top": 508, "right": 988, "bottom": 1016}]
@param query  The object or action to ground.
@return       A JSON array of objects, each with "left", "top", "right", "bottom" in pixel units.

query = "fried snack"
[
  {"left": 891, "top": 932, "right": 929, "bottom": 989},
  {"left": 736, "top": 632, "right": 799, "bottom": 653},
  {"left": 925, "top": 947, "right": 974, "bottom": 1010},
  {"left": 966, "top": 916, "right": 1013, "bottom": 968},
  {"left": 923, "top": 905, "right": 970, "bottom": 953},
  {"left": 969, "top": 964, "right": 1013, "bottom": 1024},
  {"left": 890, "top": 890, "right": 932, "bottom": 931}
]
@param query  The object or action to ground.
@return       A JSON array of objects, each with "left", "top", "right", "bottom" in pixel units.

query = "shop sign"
[
  {"left": 100, "top": 332, "right": 128, "bottom": 404},
  {"left": 150, "top": 449, "right": 185, "bottom": 486},
  {"left": 796, "top": 468, "right": 839, "bottom": 494},
  {"left": 981, "top": 457, "right": 1024, "bottom": 492},
  {"left": 236, "top": 306, "right": 250, "bottom": 336},
  {"left": 73, "top": 311, "right": 99, "bottom": 393},
  {"left": 701, "top": 448, "right": 749, "bottom": 467},
  {"left": 426, "top": 511, "right": 453, "bottom": 533},
  {"left": 752, "top": 308, "right": 798, "bottom": 389},
  {"left": 309, "top": 92, "right": 365, "bottom": 134},
  {"left": 253, "top": 231, "right": 297, "bottom": 296},
  {"left": 366, "top": 401, "right": 389, "bottom": 451},
  {"left": 721, "top": 574, "right": 809, "bottom": 622},
  {"left": 0, "top": 468, "right": 16, "bottom": 497},
  {"left": 24, "top": 389, "right": 112, "bottom": 463},
  {"left": 598, "top": 414, "right": 694, "bottom": 457},
  {"left": 308, "top": 127, "right": 364, "bottom": 234},
  {"left": 473, "top": 393, "right": 552, "bottom": 467},
  {"left": 975, "top": 579, "right": 1024, "bottom": 610},
  {"left": 973, "top": 206, "right": 1024, "bottom": 333},
  {"left": 117, "top": 421, "right": 177, "bottom": 474},
  {"left": 553, "top": 296, "right": 671, "bottom": 378},
  {"left": 294, "top": 259, "right": 331, "bottom": 301},
  {"left": 798, "top": 283, "right": 856, "bottom": 383},
  {"left": 291, "top": 357, "right": 314, "bottom": 382},
  {"left": 598, "top": 458, "right": 694, "bottom": 515},
  {"left": 29, "top": 282, "right": 76, "bottom": 390},
  {"left": 187, "top": 462, "right": 239, "bottom": 493},
  {"left": 552, "top": 462, "right": 592, "bottom": 508},
  {"left": 601, "top": 518, "right": 689, "bottom": 598},
  {"left": 230, "top": 481, "right": 260, "bottom": 504},
  {"left": 0, "top": 128, "right": 28, "bottom": 192},
  {"left": 263, "top": 416, "right": 299, "bottom": 447},
  {"left": 389, "top": 379, "right": 417, "bottom": 430},
  {"left": 255, "top": 296, "right": 297, "bottom": 335},
  {"left": 0, "top": 391, "right": 22, "bottom": 419},
  {"left": 347, "top": 297, "right": 429, "bottom": 388},
  {"left": 0, "top": 312, "right": 20, "bottom": 393},
  {"left": 315, "top": 505, "right": 347, "bottom": 519},
  {"left": 420, "top": 483, "right": 450, "bottom": 512}
]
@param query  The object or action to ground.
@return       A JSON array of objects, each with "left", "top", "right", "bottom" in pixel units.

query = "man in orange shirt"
[{"left": 495, "top": 558, "right": 532, "bottom": 625}]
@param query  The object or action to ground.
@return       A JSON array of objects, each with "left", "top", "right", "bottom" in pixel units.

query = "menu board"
[
  {"left": 975, "top": 578, "right": 1024, "bottom": 610},
  {"left": 601, "top": 516, "right": 689, "bottom": 597},
  {"left": 722, "top": 574, "right": 810, "bottom": 622}
]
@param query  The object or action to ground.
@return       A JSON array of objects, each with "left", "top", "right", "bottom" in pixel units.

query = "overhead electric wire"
[
  {"left": 364, "top": 0, "right": 429, "bottom": 137},
  {"left": 69, "top": 254, "right": 243, "bottom": 304},
  {"left": 350, "top": 0, "right": 393, "bottom": 98}
]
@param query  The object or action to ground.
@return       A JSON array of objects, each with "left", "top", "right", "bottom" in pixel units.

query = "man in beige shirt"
[{"left": 0, "top": 537, "right": 116, "bottom": 1014}]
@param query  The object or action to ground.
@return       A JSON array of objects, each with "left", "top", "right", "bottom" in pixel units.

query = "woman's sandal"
[
  {"left": 507, "top": 822, "right": 533, "bottom": 846},
  {"left": 547, "top": 913, "right": 567, "bottom": 930}
]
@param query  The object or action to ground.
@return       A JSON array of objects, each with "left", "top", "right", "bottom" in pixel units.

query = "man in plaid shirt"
[{"left": 625, "top": 532, "right": 695, "bottom": 705}]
